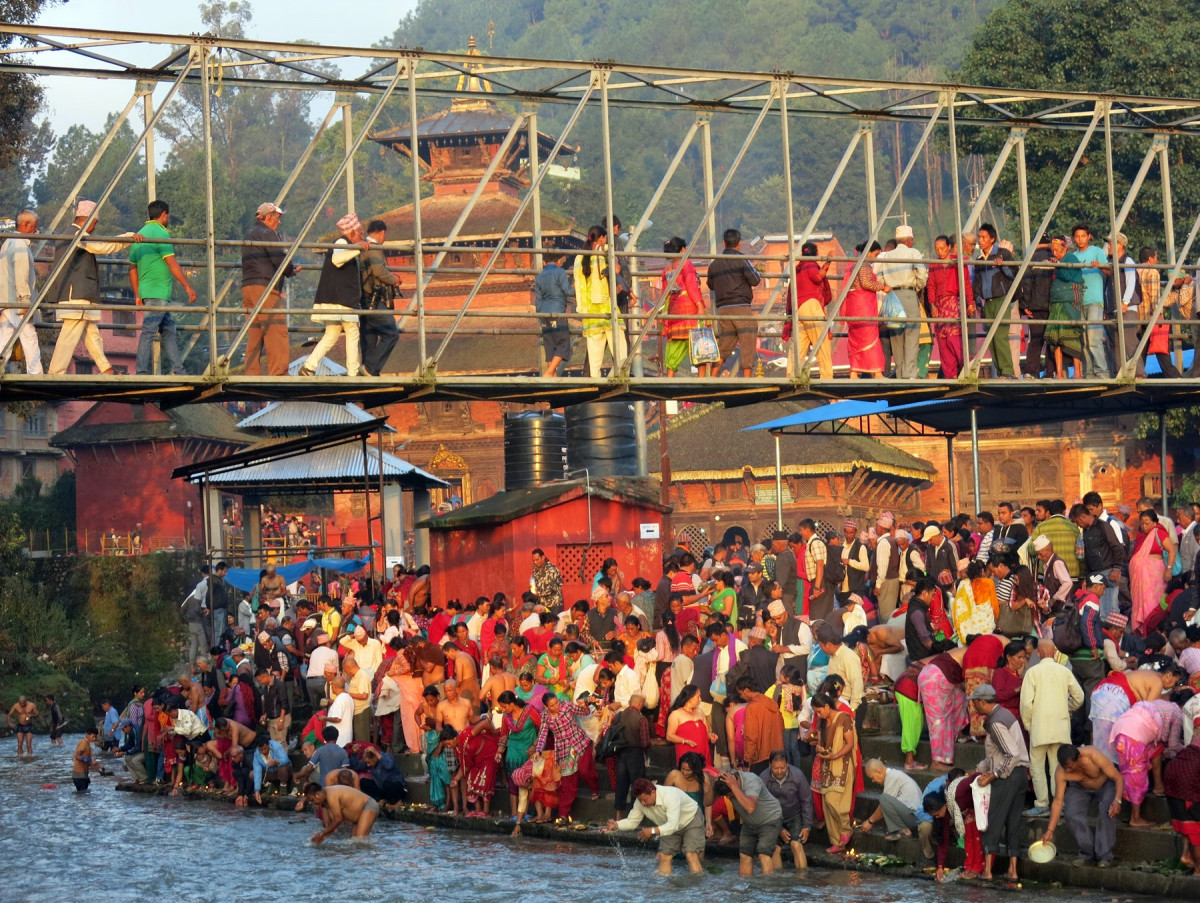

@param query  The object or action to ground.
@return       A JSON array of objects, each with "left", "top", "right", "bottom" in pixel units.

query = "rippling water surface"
[{"left": 0, "top": 735, "right": 1151, "bottom": 903}]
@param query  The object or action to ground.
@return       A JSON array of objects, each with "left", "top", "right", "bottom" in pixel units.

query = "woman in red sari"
[
  {"left": 457, "top": 713, "right": 501, "bottom": 816},
  {"left": 962, "top": 632, "right": 1005, "bottom": 738},
  {"left": 990, "top": 639, "right": 1029, "bottom": 726},
  {"left": 665, "top": 684, "right": 715, "bottom": 767},
  {"left": 659, "top": 237, "right": 708, "bottom": 376},
  {"left": 1131, "top": 510, "right": 1174, "bottom": 635},
  {"left": 842, "top": 241, "right": 888, "bottom": 378}
]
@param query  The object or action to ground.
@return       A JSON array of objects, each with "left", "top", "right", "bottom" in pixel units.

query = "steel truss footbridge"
[{"left": 1, "top": 24, "right": 1198, "bottom": 417}]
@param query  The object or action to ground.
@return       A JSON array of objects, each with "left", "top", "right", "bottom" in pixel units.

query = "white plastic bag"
[{"left": 970, "top": 777, "right": 992, "bottom": 833}]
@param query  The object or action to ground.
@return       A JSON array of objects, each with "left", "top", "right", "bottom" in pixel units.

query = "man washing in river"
[{"left": 304, "top": 782, "right": 379, "bottom": 843}]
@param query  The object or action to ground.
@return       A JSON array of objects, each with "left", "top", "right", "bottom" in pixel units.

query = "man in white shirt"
[
  {"left": 873, "top": 224, "right": 928, "bottom": 379},
  {"left": 0, "top": 209, "right": 43, "bottom": 373},
  {"left": 322, "top": 676, "right": 355, "bottom": 747},
  {"left": 605, "top": 650, "right": 642, "bottom": 708},
  {"left": 669, "top": 635, "right": 699, "bottom": 705},
  {"left": 606, "top": 779, "right": 705, "bottom": 875},
  {"left": 305, "top": 630, "right": 339, "bottom": 711},
  {"left": 465, "top": 601, "right": 487, "bottom": 642},
  {"left": 518, "top": 602, "right": 542, "bottom": 635}
]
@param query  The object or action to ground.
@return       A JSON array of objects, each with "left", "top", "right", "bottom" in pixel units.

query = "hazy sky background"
[{"left": 33, "top": 0, "right": 420, "bottom": 132}]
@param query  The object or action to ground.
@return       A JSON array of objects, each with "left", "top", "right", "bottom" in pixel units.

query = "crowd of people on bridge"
[{"left": 4, "top": 198, "right": 1198, "bottom": 382}]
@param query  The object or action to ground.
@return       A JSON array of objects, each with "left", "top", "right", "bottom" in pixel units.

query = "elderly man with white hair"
[
  {"left": 1033, "top": 533, "right": 1074, "bottom": 612},
  {"left": 0, "top": 208, "right": 43, "bottom": 373},
  {"left": 339, "top": 624, "right": 383, "bottom": 678},
  {"left": 1020, "top": 638, "right": 1084, "bottom": 816},
  {"left": 860, "top": 757, "right": 934, "bottom": 855}
]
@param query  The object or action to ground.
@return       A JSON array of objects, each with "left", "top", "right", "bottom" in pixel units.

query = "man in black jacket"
[
  {"left": 1070, "top": 504, "right": 1129, "bottom": 619},
  {"left": 608, "top": 694, "right": 650, "bottom": 818},
  {"left": 241, "top": 202, "right": 299, "bottom": 375},
  {"left": 737, "top": 562, "right": 771, "bottom": 617},
  {"left": 706, "top": 228, "right": 761, "bottom": 377},
  {"left": 359, "top": 219, "right": 402, "bottom": 376},
  {"left": 972, "top": 223, "right": 1017, "bottom": 377}
]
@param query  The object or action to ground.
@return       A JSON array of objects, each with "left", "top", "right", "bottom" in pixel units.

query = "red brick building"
[
  {"left": 51, "top": 402, "right": 252, "bottom": 553},
  {"left": 421, "top": 477, "right": 669, "bottom": 605}
]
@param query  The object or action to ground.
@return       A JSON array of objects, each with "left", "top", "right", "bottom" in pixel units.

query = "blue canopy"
[
  {"left": 741, "top": 399, "right": 889, "bottom": 431},
  {"left": 223, "top": 555, "right": 371, "bottom": 592}
]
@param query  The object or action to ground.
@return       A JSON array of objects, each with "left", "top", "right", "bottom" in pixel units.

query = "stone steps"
[
  {"left": 113, "top": 779, "right": 1200, "bottom": 896},
  {"left": 281, "top": 697, "right": 1183, "bottom": 870}
]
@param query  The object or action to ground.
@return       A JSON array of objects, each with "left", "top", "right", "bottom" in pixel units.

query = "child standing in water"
[{"left": 73, "top": 727, "right": 99, "bottom": 791}]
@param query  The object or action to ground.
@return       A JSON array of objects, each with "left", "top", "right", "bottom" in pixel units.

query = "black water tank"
[
  {"left": 565, "top": 401, "right": 640, "bottom": 478},
  {"left": 504, "top": 411, "right": 568, "bottom": 489}
]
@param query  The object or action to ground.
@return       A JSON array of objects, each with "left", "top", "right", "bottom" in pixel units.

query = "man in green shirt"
[{"left": 130, "top": 199, "right": 196, "bottom": 374}]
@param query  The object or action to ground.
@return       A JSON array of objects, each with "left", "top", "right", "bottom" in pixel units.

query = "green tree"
[
  {"left": 155, "top": 2, "right": 337, "bottom": 241},
  {"left": 0, "top": 1, "right": 63, "bottom": 203},
  {"left": 32, "top": 115, "right": 147, "bottom": 227},
  {"left": 377, "top": 0, "right": 1001, "bottom": 244},
  {"left": 956, "top": 0, "right": 1200, "bottom": 252}
]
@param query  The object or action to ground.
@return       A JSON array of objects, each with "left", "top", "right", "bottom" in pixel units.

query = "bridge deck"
[{"left": 2, "top": 372, "right": 1191, "bottom": 414}]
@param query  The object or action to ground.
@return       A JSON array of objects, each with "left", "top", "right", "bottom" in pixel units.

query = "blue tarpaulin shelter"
[{"left": 223, "top": 555, "right": 371, "bottom": 592}]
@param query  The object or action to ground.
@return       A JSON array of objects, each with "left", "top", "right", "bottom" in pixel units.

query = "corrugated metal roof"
[
  {"left": 237, "top": 401, "right": 391, "bottom": 431},
  {"left": 417, "top": 476, "right": 667, "bottom": 529},
  {"left": 201, "top": 443, "right": 447, "bottom": 490},
  {"left": 287, "top": 356, "right": 346, "bottom": 377},
  {"left": 373, "top": 107, "right": 518, "bottom": 141}
]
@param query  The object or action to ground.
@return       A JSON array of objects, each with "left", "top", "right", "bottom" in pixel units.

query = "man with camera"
[{"left": 359, "top": 218, "right": 401, "bottom": 377}]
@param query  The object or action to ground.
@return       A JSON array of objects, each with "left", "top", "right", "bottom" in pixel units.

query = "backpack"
[
  {"left": 821, "top": 540, "right": 845, "bottom": 587},
  {"left": 1052, "top": 600, "right": 1084, "bottom": 655}
]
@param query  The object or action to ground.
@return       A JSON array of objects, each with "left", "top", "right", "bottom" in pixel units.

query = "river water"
[{"left": 0, "top": 735, "right": 1153, "bottom": 903}]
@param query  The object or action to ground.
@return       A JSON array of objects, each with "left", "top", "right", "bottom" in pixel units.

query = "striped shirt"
[{"left": 979, "top": 705, "right": 1030, "bottom": 779}]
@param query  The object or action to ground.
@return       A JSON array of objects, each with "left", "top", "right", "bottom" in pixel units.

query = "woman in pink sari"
[
  {"left": 917, "top": 647, "right": 968, "bottom": 769},
  {"left": 659, "top": 236, "right": 708, "bottom": 376},
  {"left": 842, "top": 241, "right": 888, "bottom": 378},
  {"left": 396, "top": 647, "right": 427, "bottom": 752},
  {"left": 1130, "top": 510, "right": 1173, "bottom": 636}
]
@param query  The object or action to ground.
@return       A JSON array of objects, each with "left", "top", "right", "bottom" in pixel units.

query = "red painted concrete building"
[
  {"left": 420, "top": 477, "right": 669, "bottom": 606},
  {"left": 51, "top": 402, "right": 252, "bottom": 553}
]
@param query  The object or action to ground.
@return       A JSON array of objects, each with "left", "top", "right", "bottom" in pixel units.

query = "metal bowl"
[{"left": 1028, "top": 840, "right": 1057, "bottom": 863}]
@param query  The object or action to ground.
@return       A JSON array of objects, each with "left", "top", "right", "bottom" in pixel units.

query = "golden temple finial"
[{"left": 454, "top": 33, "right": 492, "bottom": 97}]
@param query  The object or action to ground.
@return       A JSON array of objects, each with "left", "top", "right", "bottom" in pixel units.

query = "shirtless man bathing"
[
  {"left": 1041, "top": 744, "right": 1125, "bottom": 868},
  {"left": 8, "top": 696, "right": 38, "bottom": 756},
  {"left": 304, "top": 782, "right": 379, "bottom": 843},
  {"left": 436, "top": 679, "right": 473, "bottom": 809}
]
